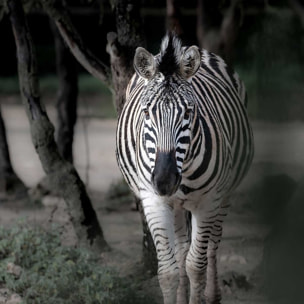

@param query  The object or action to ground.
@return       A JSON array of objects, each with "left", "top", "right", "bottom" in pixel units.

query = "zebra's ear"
[
  {"left": 134, "top": 47, "right": 156, "bottom": 80},
  {"left": 179, "top": 46, "right": 201, "bottom": 80}
]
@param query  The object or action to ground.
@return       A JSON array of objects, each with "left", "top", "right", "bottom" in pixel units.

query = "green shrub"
[{"left": 0, "top": 224, "right": 147, "bottom": 304}]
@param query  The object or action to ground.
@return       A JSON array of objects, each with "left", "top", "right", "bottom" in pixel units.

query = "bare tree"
[
  {"left": 50, "top": 20, "right": 78, "bottom": 163},
  {"left": 8, "top": 0, "right": 109, "bottom": 252}
]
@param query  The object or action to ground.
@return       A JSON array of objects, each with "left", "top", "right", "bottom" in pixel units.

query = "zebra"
[{"left": 116, "top": 33, "right": 254, "bottom": 304}]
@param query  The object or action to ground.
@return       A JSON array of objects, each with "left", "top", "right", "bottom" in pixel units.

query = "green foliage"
[{"left": 0, "top": 224, "right": 146, "bottom": 304}]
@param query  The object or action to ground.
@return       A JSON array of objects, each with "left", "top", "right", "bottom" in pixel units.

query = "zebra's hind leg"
[
  {"left": 174, "top": 208, "right": 191, "bottom": 304},
  {"left": 142, "top": 197, "right": 179, "bottom": 304}
]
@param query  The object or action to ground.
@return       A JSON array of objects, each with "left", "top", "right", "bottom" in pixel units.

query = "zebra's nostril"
[{"left": 151, "top": 150, "right": 179, "bottom": 194}]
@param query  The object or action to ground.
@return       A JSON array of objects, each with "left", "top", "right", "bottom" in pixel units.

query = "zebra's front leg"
[
  {"left": 142, "top": 197, "right": 179, "bottom": 304},
  {"left": 186, "top": 213, "right": 209, "bottom": 304},
  {"left": 174, "top": 207, "right": 191, "bottom": 304}
]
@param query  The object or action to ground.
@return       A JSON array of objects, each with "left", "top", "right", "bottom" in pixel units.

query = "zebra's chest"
[
  {"left": 136, "top": 181, "right": 220, "bottom": 213},
  {"left": 134, "top": 149, "right": 226, "bottom": 207}
]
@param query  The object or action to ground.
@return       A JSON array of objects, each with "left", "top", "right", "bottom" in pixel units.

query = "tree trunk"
[
  {"left": 106, "top": 0, "right": 145, "bottom": 115},
  {"left": 8, "top": 0, "right": 109, "bottom": 252},
  {"left": 0, "top": 105, "right": 27, "bottom": 198},
  {"left": 50, "top": 20, "right": 78, "bottom": 164}
]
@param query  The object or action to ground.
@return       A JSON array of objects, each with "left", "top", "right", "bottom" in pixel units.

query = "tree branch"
[
  {"left": 40, "top": 0, "right": 112, "bottom": 87},
  {"left": 8, "top": 0, "right": 109, "bottom": 252},
  {"left": 50, "top": 19, "right": 78, "bottom": 163}
]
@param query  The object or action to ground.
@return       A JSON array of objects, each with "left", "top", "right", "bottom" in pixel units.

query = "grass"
[{"left": 0, "top": 223, "right": 149, "bottom": 304}]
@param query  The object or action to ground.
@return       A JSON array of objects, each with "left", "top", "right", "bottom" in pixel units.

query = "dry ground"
[{"left": 1, "top": 102, "right": 304, "bottom": 303}]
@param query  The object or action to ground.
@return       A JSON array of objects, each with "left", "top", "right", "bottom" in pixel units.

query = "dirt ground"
[{"left": 1, "top": 102, "right": 304, "bottom": 303}]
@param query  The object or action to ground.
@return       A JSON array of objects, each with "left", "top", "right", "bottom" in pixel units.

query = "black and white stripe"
[{"left": 116, "top": 33, "right": 254, "bottom": 304}]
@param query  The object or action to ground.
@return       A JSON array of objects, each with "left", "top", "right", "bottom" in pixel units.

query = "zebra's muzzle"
[{"left": 151, "top": 150, "right": 181, "bottom": 197}]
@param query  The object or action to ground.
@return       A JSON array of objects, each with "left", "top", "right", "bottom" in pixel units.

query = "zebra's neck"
[{"left": 182, "top": 111, "right": 205, "bottom": 176}]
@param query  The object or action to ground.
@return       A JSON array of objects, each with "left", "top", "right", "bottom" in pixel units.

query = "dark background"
[{"left": 0, "top": 0, "right": 303, "bottom": 121}]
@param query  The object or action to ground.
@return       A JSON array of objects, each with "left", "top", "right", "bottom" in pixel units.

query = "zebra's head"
[{"left": 133, "top": 34, "right": 201, "bottom": 196}]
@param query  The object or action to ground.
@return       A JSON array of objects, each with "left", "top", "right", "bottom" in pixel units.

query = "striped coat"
[{"left": 116, "top": 34, "right": 253, "bottom": 304}]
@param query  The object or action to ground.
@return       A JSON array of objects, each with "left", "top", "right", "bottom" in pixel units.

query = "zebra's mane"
[{"left": 158, "top": 33, "right": 183, "bottom": 76}]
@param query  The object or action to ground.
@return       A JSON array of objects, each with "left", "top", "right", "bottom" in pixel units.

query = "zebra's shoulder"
[{"left": 199, "top": 49, "right": 247, "bottom": 106}]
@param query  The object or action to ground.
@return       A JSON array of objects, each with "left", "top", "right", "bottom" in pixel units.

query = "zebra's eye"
[
  {"left": 144, "top": 110, "right": 150, "bottom": 118},
  {"left": 184, "top": 109, "right": 191, "bottom": 119}
]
